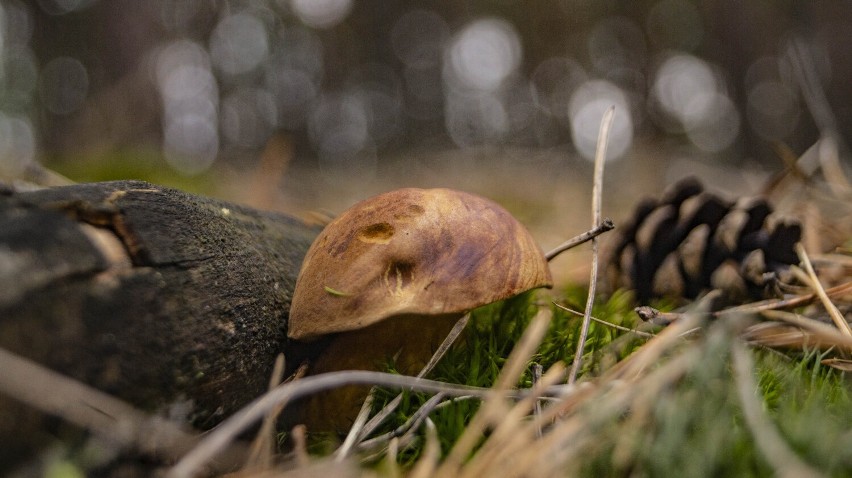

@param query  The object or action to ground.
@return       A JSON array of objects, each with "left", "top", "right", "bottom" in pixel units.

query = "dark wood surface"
[{"left": 0, "top": 180, "right": 320, "bottom": 466}]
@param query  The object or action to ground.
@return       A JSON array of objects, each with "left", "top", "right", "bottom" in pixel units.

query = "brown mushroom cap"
[{"left": 288, "top": 187, "right": 552, "bottom": 340}]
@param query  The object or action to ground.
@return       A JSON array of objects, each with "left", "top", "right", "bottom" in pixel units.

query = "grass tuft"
[{"left": 339, "top": 286, "right": 852, "bottom": 477}]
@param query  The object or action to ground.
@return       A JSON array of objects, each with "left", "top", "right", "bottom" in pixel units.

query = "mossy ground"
[{"left": 313, "top": 287, "right": 852, "bottom": 476}]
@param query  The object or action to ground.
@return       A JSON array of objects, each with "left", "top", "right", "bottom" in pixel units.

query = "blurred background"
[{"left": 1, "top": 0, "right": 849, "bottom": 280}]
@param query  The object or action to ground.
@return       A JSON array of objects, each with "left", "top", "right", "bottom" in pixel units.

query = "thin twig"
[
  {"left": 545, "top": 218, "right": 615, "bottom": 261},
  {"left": 353, "top": 313, "right": 471, "bottom": 448},
  {"left": 633, "top": 281, "right": 852, "bottom": 327},
  {"left": 568, "top": 105, "right": 615, "bottom": 384},
  {"left": 555, "top": 302, "right": 656, "bottom": 338},
  {"left": 169, "top": 370, "right": 538, "bottom": 478},
  {"left": 394, "top": 393, "right": 447, "bottom": 449},
  {"left": 357, "top": 393, "right": 446, "bottom": 453},
  {"left": 796, "top": 243, "right": 852, "bottom": 337},
  {"left": 731, "top": 342, "right": 824, "bottom": 478},
  {"left": 358, "top": 396, "right": 482, "bottom": 451}
]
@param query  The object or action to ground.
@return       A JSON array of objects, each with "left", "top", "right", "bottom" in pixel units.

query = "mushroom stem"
[{"left": 297, "top": 313, "right": 462, "bottom": 431}]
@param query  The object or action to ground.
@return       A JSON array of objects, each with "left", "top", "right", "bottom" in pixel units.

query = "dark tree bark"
[{"left": 0, "top": 180, "right": 320, "bottom": 466}]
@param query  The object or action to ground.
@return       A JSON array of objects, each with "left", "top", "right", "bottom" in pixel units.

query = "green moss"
[{"left": 351, "top": 288, "right": 852, "bottom": 476}]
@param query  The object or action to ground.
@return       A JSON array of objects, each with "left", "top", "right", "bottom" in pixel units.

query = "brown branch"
[{"left": 545, "top": 218, "right": 615, "bottom": 261}]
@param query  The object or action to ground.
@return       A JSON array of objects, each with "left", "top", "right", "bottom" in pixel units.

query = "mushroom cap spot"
[{"left": 288, "top": 188, "right": 553, "bottom": 340}]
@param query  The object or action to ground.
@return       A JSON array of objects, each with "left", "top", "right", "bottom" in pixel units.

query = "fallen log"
[{"left": 0, "top": 180, "right": 320, "bottom": 467}]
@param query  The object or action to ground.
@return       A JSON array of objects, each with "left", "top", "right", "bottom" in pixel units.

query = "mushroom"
[{"left": 287, "top": 187, "right": 552, "bottom": 429}]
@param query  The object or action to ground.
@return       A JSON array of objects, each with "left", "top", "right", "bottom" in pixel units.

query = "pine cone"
[{"left": 604, "top": 177, "right": 801, "bottom": 304}]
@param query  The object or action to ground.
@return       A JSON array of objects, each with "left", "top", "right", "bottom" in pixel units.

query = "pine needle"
[{"left": 796, "top": 243, "right": 852, "bottom": 336}]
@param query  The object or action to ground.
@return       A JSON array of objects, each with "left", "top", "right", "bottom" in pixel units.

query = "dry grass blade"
[
  {"left": 270, "top": 459, "right": 359, "bottom": 478},
  {"left": 408, "top": 418, "right": 439, "bottom": 478},
  {"left": 821, "top": 358, "right": 852, "bottom": 371},
  {"left": 817, "top": 137, "right": 852, "bottom": 197},
  {"left": 742, "top": 322, "right": 817, "bottom": 349},
  {"left": 731, "top": 341, "right": 824, "bottom": 478},
  {"left": 755, "top": 310, "right": 852, "bottom": 351},
  {"left": 335, "top": 387, "right": 376, "bottom": 461},
  {"left": 353, "top": 313, "right": 471, "bottom": 448},
  {"left": 568, "top": 105, "right": 615, "bottom": 384},
  {"left": 385, "top": 438, "right": 401, "bottom": 478},
  {"left": 502, "top": 340, "right": 703, "bottom": 477},
  {"left": 796, "top": 243, "right": 852, "bottom": 336},
  {"left": 0, "top": 347, "right": 228, "bottom": 466},
  {"left": 436, "top": 309, "right": 552, "bottom": 476},
  {"left": 290, "top": 425, "right": 310, "bottom": 468},
  {"left": 245, "top": 353, "right": 287, "bottom": 470},
  {"left": 458, "top": 363, "right": 566, "bottom": 478},
  {"left": 722, "top": 281, "right": 852, "bottom": 316}
]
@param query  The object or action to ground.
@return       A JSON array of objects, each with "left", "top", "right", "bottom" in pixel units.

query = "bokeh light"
[
  {"left": 747, "top": 80, "right": 799, "bottom": 142},
  {"left": 209, "top": 13, "right": 269, "bottom": 76},
  {"left": 1, "top": 46, "right": 38, "bottom": 110},
  {"left": 393, "top": 10, "right": 448, "bottom": 123},
  {"left": 652, "top": 53, "right": 718, "bottom": 131},
  {"left": 569, "top": 80, "right": 633, "bottom": 162},
  {"left": 391, "top": 10, "right": 449, "bottom": 68},
  {"left": 445, "top": 92, "right": 508, "bottom": 147},
  {"left": 39, "top": 56, "right": 88, "bottom": 115},
  {"left": 4, "top": 2, "right": 852, "bottom": 181},
  {"left": 650, "top": 52, "right": 741, "bottom": 152},
  {"left": 308, "top": 92, "right": 376, "bottom": 177},
  {"left": 0, "top": 0, "right": 37, "bottom": 176},
  {"left": 530, "top": 57, "right": 587, "bottom": 125},
  {"left": 686, "top": 92, "right": 740, "bottom": 153},
  {"left": 263, "top": 25, "right": 323, "bottom": 131},
  {"left": 445, "top": 18, "right": 522, "bottom": 93},
  {"left": 156, "top": 40, "right": 219, "bottom": 175},
  {"left": 220, "top": 88, "right": 277, "bottom": 149},
  {"left": 289, "top": 0, "right": 352, "bottom": 29},
  {"left": 0, "top": 113, "right": 35, "bottom": 175},
  {"left": 163, "top": 113, "right": 219, "bottom": 175}
]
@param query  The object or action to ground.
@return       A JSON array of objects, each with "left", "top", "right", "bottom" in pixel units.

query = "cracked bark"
[{"left": 0, "top": 180, "right": 320, "bottom": 466}]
